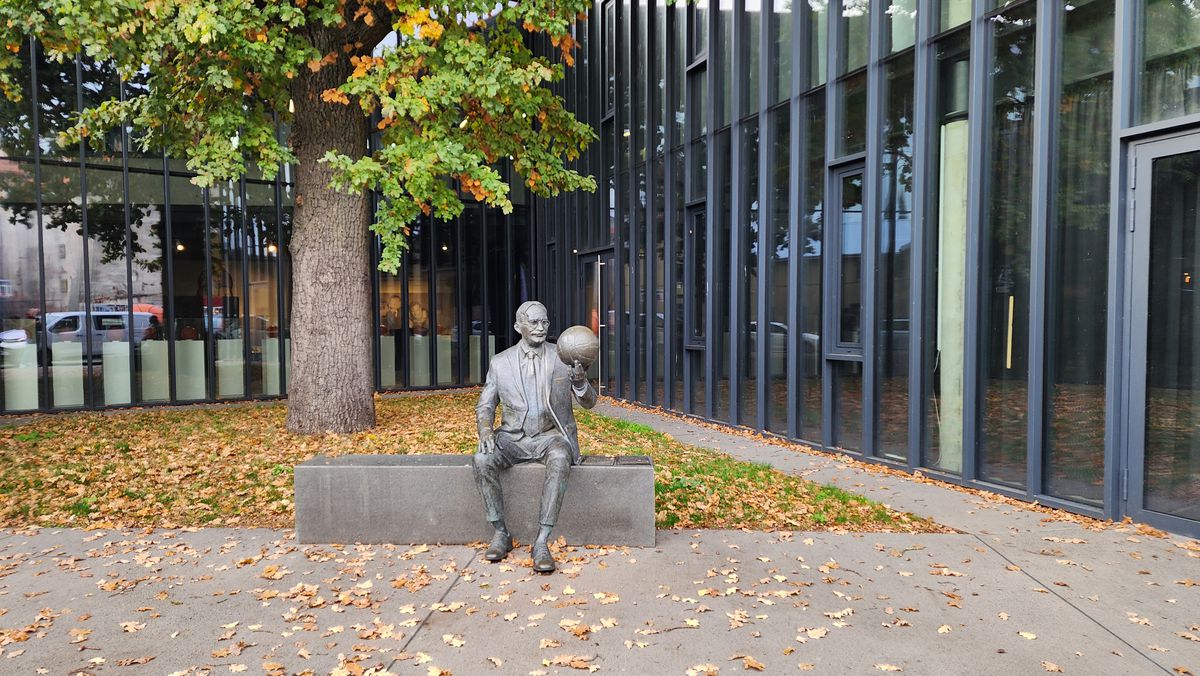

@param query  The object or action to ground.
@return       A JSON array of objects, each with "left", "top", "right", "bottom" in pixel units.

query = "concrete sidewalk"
[{"left": 0, "top": 401, "right": 1195, "bottom": 675}]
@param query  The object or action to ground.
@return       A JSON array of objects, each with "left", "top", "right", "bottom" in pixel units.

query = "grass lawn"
[{"left": 0, "top": 392, "right": 945, "bottom": 533}]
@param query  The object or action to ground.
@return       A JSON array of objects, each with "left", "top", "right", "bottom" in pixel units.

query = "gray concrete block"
[{"left": 294, "top": 454, "right": 655, "bottom": 546}]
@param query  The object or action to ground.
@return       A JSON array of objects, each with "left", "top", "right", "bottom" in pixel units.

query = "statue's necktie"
[{"left": 523, "top": 351, "right": 541, "bottom": 436}]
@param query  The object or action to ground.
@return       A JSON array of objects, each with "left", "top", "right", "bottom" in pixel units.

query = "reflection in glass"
[
  {"left": 1137, "top": 0, "right": 1200, "bottom": 124},
  {"left": 409, "top": 218, "right": 432, "bottom": 386},
  {"left": 767, "top": 108, "right": 790, "bottom": 434},
  {"left": 653, "top": 157, "right": 665, "bottom": 402},
  {"left": 878, "top": 54, "right": 914, "bottom": 461},
  {"left": 940, "top": 0, "right": 971, "bottom": 30},
  {"left": 169, "top": 175, "right": 208, "bottom": 401},
  {"left": 808, "top": 1, "right": 828, "bottom": 88},
  {"left": 692, "top": 0, "right": 709, "bottom": 60},
  {"left": 436, "top": 217, "right": 457, "bottom": 385},
  {"left": 1045, "top": 0, "right": 1113, "bottom": 506},
  {"left": 800, "top": 91, "right": 825, "bottom": 441},
  {"left": 841, "top": 0, "right": 869, "bottom": 73},
  {"left": 1144, "top": 149, "right": 1200, "bottom": 521},
  {"left": 834, "top": 360, "right": 863, "bottom": 451},
  {"left": 979, "top": 5, "right": 1036, "bottom": 489},
  {"left": 462, "top": 205, "right": 487, "bottom": 384},
  {"left": 38, "top": 163, "right": 87, "bottom": 409},
  {"left": 0, "top": 155, "right": 41, "bottom": 411},
  {"left": 838, "top": 172, "right": 863, "bottom": 345},
  {"left": 745, "top": 0, "right": 762, "bottom": 116},
  {"left": 604, "top": 0, "right": 616, "bottom": 112},
  {"left": 713, "top": 130, "right": 731, "bottom": 420},
  {"left": 672, "top": 150, "right": 686, "bottom": 407},
  {"left": 719, "top": 0, "right": 734, "bottom": 127},
  {"left": 838, "top": 70, "right": 868, "bottom": 156},
  {"left": 924, "top": 30, "right": 969, "bottom": 474},
  {"left": 0, "top": 40, "right": 34, "bottom": 158},
  {"left": 85, "top": 166, "right": 132, "bottom": 406},
  {"left": 244, "top": 182, "right": 281, "bottom": 396},
  {"left": 888, "top": 0, "right": 917, "bottom": 53},
  {"left": 771, "top": 0, "right": 792, "bottom": 103},
  {"left": 740, "top": 119, "right": 760, "bottom": 426}
]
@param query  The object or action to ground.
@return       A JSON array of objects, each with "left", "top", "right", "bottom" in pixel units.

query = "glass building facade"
[
  {"left": 0, "top": 41, "right": 533, "bottom": 412},
  {"left": 533, "top": 0, "right": 1200, "bottom": 537}
]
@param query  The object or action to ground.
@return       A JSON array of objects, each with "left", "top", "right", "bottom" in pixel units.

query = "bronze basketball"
[{"left": 556, "top": 325, "right": 600, "bottom": 369}]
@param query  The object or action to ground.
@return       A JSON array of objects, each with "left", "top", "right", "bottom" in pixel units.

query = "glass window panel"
[
  {"left": 1045, "top": 0, "right": 1113, "bottom": 505},
  {"left": 622, "top": 0, "right": 632, "bottom": 169},
  {"left": 924, "top": 30, "right": 970, "bottom": 474},
  {"left": 887, "top": 0, "right": 917, "bottom": 53},
  {"left": 653, "top": 158, "right": 666, "bottom": 402},
  {"left": 838, "top": 70, "right": 868, "bottom": 156},
  {"left": 0, "top": 39, "right": 35, "bottom": 158},
  {"left": 808, "top": 1, "right": 828, "bottom": 88},
  {"left": 688, "top": 210, "right": 707, "bottom": 342},
  {"left": 800, "top": 90, "right": 825, "bottom": 441},
  {"left": 940, "top": 0, "right": 972, "bottom": 30},
  {"left": 719, "top": 0, "right": 734, "bottom": 127},
  {"left": 605, "top": 0, "right": 616, "bottom": 112},
  {"left": 1137, "top": 0, "right": 1200, "bottom": 125},
  {"left": 168, "top": 175, "right": 209, "bottom": 401},
  {"left": 280, "top": 183, "right": 293, "bottom": 394},
  {"left": 1143, "top": 149, "right": 1200, "bottom": 520},
  {"left": 462, "top": 205, "right": 486, "bottom": 384},
  {"left": 979, "top": 4, "right": 1036, "bottom": 489},
  {"left": 713, "top": 129, "right": 732, "bottom": 420},
  {"left": 435, "top": 217, "right": 456, "bottom": 385},
  {"left": 382, "top": 260, "right": 409, "bottom": 388},
  {"left": 484, "top": 205, "right": 506, "bottom": 369},
  {"left": 745, "top": 0, "right": 762, "bottom": 116},
  {"left": 690, "top": 137, "right": 707, "bottom": 199},
  {"left": 767, "top": 107, "right": 790, "bottom": 434},
  {"left": 838, "top": 171, "right": 864, "bottom": 345},
  {"left": 39, "top": 163, "right": 87, "bottom": 409},
  {"left": 35, "top": 49, "right": 76, "bottom": 162},
  {"left": 408, "top": 218, "right": 432, "bottom": 386},
  {"left": 128, "top": 166, "right": 169, "bottom": 403},
  {"left": 878, "top": 54, "right": 915, "bottom": 461},
  {"left": 80, "top": 58, "right": 124, "bottom": 168},
  {"left": 692, "top": 0, "right": 709, "bottom": 59},
  {"left": 636, "top": 0, "right": 647, "bottom": 161},
  {"left": 673, "top": 3, "right": 687, "bottom": 143},
  {"left": 656, "top": 0, "right": 667, "bottom": 155},
  {"left": 635, "top": 166, "right": 648, "bottom": 402},
  {"left": 834, "top": 360, "right": 863, "bottom": 450},
  {"left": 740, "top": 118, "right": 760, "bottom": 426},
  {"left": 245, "top": 181, "right": 281, "bottom": 397},
  {"left": 85, "top": 166, "right": 132, "bottom": 406},
  {"left": 1, "top": 160, "right": 41, "bottom": 412},
  {"left": 841, "top": 0, "right": 869, "bottom": 73},
  {"left": 210, "top": 181, "right": 245, "bottom": 400},
  {"left": 672, "top": 149, "right": 686, "bottom": 406},
  {"left": 771, "top": 0, "right": 793, "bottom": 103}
]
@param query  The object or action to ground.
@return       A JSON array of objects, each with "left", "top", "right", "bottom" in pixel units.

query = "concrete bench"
[{"left": 294, "top": 454, "right": 655, "bottom": 546}]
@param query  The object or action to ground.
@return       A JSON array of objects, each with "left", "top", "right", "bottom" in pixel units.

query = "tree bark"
[{"left": 285, "top": 30, "right": 376, "bottom": 434}]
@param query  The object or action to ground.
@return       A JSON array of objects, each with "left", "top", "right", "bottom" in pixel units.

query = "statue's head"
[{"left": 514, "top": 301, "right": 550, "bottom": 349}]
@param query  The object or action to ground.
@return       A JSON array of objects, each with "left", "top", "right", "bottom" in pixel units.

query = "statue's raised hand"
[{"left": 568, "top": 359, "right": 588, "bottom": 385}]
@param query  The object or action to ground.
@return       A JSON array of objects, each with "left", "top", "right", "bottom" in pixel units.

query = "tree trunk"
[{"left": 285, "top": 35, "right": 376, "bottom": 434}]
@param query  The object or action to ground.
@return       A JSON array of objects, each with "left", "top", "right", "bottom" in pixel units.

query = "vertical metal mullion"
[
  {"left": 703, "top": 0, "right": 717, "bottom": 419},
  {"left": 860, "top": 0, "right": 885, "bottom": 456},
  {"left": 29, "top": 38, "right": 51, "bottom": 411},
  {"left": 663, "top": 1, "right": 677, "bottom": 411},
  {"left": 480, "top": 203, "right": 491, "bottom": 380},
  {"left": 820, "top": 0, "right": 838, "bottom": 449},
  {"left": 119, "top": 78, "right": 137, "bottom": 405},
  {"left": 504, "top": 176, "right": 514, "bottom": 349},
  {"left": 76, "top": 57, "right": 96, "bottom": 409},
  {"left": 755, "top": 1, "right": 771, "bottom": 433},
  {"left": 962, "top": 0, "right": 990, "bottom": 481},
  {"left": 1106, "top": 0, "right": 1135, "bottom": 520},
  {"left": 162, "top": 150, "right": 178, "bottom": 402},
  {"left": 1026, "top": 0, "right": 1058, "bottom": 497},
  {"left": 786, "top": 0, "right": 806, "bottom": 439},
  {"left": 908, "top": 1, "right": 932, "bottom": 470},
  {"left": 727, "top": 0, "right": 745, "bottom": 425}
]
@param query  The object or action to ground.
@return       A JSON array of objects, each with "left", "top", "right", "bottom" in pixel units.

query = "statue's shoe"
[
  {"left": 531, "top": 541, "right": 556, "bottom": 573},
  {"left": 484, "top": 531, "right": 513, "bottom": 562}
]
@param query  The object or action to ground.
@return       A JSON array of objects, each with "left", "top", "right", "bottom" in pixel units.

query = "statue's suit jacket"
[{"left": 476, "top": 341, "right": 597, "bottom": 464}]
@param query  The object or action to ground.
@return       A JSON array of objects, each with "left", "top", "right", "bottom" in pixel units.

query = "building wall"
[
  {"left": 0, "top": 41, "right": 533, "bottom": 412},
  {"left": 535, "top": 0, "right": 1200, "bottom": 536}
]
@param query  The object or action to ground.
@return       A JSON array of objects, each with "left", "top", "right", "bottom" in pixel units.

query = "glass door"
[
  {"left": 582, "top": 252, "right": 617, "bottom": 393},
  {"left": 1127, "top": 133, "right": 1200, "bottom": 536}
]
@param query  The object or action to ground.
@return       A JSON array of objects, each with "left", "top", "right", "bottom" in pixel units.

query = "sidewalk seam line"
[
  {"left": 389, "top": 549, "right": 479, "bottom": 669},
  {"left": 972, "top": 534, "right": 1171, "bottom": 675}
]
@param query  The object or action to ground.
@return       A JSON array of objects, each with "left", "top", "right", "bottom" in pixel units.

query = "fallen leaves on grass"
[{"left": 0, "top": 392, "right": 942, "bottom": 532}]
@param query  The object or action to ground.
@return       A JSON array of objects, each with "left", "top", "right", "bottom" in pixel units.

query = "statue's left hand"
[{"left": 568, "top": 359, "right": 588, "bottom": 385}]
